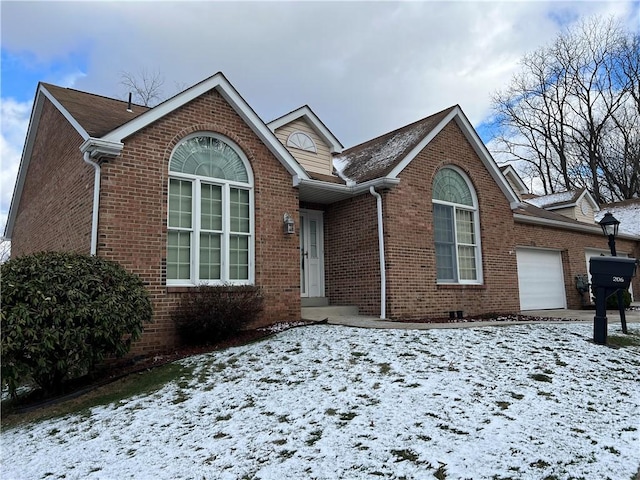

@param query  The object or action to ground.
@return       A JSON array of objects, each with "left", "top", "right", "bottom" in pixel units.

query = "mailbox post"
[{"left": 589, "top": 257, "right": 637, "bottom": 345}]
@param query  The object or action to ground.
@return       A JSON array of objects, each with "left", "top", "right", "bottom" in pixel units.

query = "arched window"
[
  {"left": 286, "top": 131, "right": 317, "bottom": 153},
  {"left": 432, "top": 167, "right": 482, "bottom": 283},
  {"left": 167, "top": 133, "right": 253, "bottom": 285}
]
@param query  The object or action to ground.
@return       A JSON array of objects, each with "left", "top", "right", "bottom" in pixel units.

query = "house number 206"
[{"left": 612, "top": 276, "right": 624, "bottom": 283}]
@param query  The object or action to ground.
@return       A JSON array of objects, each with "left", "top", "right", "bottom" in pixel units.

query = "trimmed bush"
[
  {"left": 173, "top": 285, "right": 264, "bottom": 346},
  {"left": 606, "top": 289, "right": 632, "bottom": 309},
  {"left": 1, "top": 252, "right": 153, "bottom": 397}
]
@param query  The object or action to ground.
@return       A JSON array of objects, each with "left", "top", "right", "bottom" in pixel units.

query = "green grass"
[
  {"left": 607, "top": 332, "right": 640, "bottom": 347},
  {"left": 2, "top": 363, "right": 194, "bottom": 429}
]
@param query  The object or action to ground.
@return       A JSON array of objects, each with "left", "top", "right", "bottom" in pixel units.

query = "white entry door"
[{"left": 300, "top": 210, "right": 325, "bottom": 298}]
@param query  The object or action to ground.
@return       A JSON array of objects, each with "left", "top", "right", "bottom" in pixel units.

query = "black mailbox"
[
  {"left": 589, "top": 257, "right": 637, "bottom": 289},
  {"left": 589, "top": 256, "right": 637, "bottom": 345}
]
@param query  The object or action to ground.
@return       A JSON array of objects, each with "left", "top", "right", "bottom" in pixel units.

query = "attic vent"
[{"left": 287, "top": 131, "right": 317, "bottom": 153}]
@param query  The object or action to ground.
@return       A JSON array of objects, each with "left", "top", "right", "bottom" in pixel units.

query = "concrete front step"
[
  {"left": 301, "top": 297, "right": 330, "bottom": 307},
  {"left": 301, "top": 305, "right": 359, "bottom": 321}
]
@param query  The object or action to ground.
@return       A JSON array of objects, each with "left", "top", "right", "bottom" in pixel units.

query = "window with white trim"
[
  {"left": 432, "top": 167, "right": 481, "bottom": 283},
  {"left": 167, "top": 133, "right": 253, "bottom": 285},
  {"left": 286, "top": 131, "right": 317, "bottom": 153}
]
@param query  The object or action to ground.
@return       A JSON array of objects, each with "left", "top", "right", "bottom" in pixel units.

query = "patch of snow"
[
  {"left": 348, "top": 128, "right": 424, "bottom": 178},
  {"left": 525, "top": 190, "right": 577, "bottom": 208},
  {"left": 596, "top": 202, "right": 640, "bottom": 237},
  {"left": 2, "top": 323, "right": 639, "bottom": 479},
  {"left": 332, "top": 156, "right": 353, "bottom": 183}
]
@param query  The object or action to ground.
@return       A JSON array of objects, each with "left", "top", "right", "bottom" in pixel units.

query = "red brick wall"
[
  {"left": 11, "top": 99, "right": 93, "bottom": 256},
  {"left": 325, "top": 195, "right": 381, "bottom": 315},
  {"left": 512, "top": 223, "right": 640, "bottom": 308},
  {"left": 97, "top": 88, "right": 300, "bottom": 354},
  {"left": 324, "top": 119, "right": 640, "bottom": 318},
  {"left": 382, "top": 121, "right": 520, "bottom": 319}
]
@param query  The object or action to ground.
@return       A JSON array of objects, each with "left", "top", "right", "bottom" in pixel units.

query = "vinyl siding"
[{"left": 274, "top": 119, "right": 334, "bottom": 176}]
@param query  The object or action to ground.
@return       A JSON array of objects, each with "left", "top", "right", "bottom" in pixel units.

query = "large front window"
[
  {"left": 432, "top": 167, "right": 481, "bottom": 283},
  {"left": 167, "top": 134, "right": 253, "bottom": 285}
]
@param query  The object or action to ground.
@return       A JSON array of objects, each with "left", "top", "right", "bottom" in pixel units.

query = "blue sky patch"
[{"left": 1, "top": 49, "right": 88, "bottom": 102}]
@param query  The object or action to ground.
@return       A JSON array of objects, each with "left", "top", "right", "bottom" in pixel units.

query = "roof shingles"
[
  {"left": 334, "top": 106, "right": 456, "bottom": 183},
  {"left": 42, "top": 83, "right": 149, "bottom": 138}
]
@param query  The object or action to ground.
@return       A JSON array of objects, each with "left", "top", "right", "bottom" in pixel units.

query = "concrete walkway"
[{"left": 326, "top": 305, "right": 640, "bottom": 330}]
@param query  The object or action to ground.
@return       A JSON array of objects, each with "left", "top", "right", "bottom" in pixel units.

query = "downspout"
[
  {"left": 83, "top": 152, "right": 101, "bottom": 256},
  {"left": 369, "top": 186, "right": 386, "bottom": 319}
]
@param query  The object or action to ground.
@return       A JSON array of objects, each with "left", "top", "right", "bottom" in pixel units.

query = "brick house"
[{"left": 6, "top": 72, "right": 639, "bottom": 353}]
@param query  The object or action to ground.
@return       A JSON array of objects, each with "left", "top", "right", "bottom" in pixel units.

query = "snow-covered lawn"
[{"left": 2, "top": 323, "right": 639, "bottom": 480}]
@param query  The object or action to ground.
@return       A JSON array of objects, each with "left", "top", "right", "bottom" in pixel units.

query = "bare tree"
[
  {"left": 0, "top": 238, "right": 11, "bottom": 264},
  {"left": 491, "top": 16, "right": 640, "bottom": 203},
  {"left": 120, "top": 68, "right": 166, "bottom": 107}
]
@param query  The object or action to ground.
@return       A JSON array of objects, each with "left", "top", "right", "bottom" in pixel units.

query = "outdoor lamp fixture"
[
  {"left": 283, "top": 213, "right": 295, "bottom": 234},
  {"left": 598, "top": 212, "right": 620, "bottom": 256}
]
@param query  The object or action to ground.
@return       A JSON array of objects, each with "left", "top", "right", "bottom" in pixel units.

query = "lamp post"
[
  {"left": 597, "top": 212, "right": 627, "bottom": 334},
  {"left": 598, "top": 212, "right": 620, "bottom": 257}
]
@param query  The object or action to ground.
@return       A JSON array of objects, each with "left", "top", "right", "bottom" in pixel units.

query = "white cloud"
[
  {"left": 0, "top": 0, "right": 637, "bottom": 228},
  {"left": 0, "top": 98, "right": 31, "bottom": 234}
]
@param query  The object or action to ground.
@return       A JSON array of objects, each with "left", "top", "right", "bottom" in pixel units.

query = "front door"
[{"left": 300, "top": 210, "right": 324, "bottom": 298}]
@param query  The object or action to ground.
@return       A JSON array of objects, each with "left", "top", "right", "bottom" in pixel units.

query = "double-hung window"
[
  {"left": 432, "top": 167, "right": 482, "bottom": 284},
  {"left": 167, "top": 134, "right": 253, "bottom": 285}
]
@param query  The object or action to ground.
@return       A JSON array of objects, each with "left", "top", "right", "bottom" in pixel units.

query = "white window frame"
[
  {"left": 167, "top": 133, "right": 254, "bottom": 286},
  {"left": 286, "top": 131, "right": 317, "bottom": 153},
  {"left": 432, "top": 166, "right": 483, "bottom": 285}
]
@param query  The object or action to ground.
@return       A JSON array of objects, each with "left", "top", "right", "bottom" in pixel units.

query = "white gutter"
[
  {"left": 83, "top": 152, "right": 101, "bottom": 256},
  {"left": 369, "top": 186, "right": 386, "bottom": 319},
  {"left": 79, "top": 137, "right": 124, "bottom": 256},
  {"left": 293, "top": 175, "right": 400, "bottom": 194}
]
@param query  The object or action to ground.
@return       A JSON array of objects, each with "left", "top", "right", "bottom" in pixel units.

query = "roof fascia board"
[
  {"left": 215, "top": 86, "right": 309, "bottom": 178},
  {"left": 387, "top": 107, "right": 520, "bottom": 207},
  {"left": 502, "top": 165, "right": 529, "bottom": 194},
  {"left": 268, "top": 106, "right": 343, "bottom": 153},
  {"left": 577, "top": 189, "right": 600, "bottom": 210},
  {"left": 453, "top": 112, "right": 521, "bottom": 207},
  {"left": 5, "top": 85, "right": 90, "bottom": 238},
  {"left": 293, "top": 175, "right": 400, "bottom": 194},
  {"left": 103, "top": 73, "right": 309, "bottom": 180},
  {"left": 40, "top": 85, "right": 90, "bottom": 140},
  {"left": 386, "top": 108, "right": 459, "bottom": 180},
  {"left": 514, "top": 213, "right": 639, "bottom": 240},
  {"left": 544, "top": 202, "right": 578, "bottom": 211}
]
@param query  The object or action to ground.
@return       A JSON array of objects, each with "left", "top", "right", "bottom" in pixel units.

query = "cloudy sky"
[{"left": 1, "top": 1, "right": 639, "bottom": 235}]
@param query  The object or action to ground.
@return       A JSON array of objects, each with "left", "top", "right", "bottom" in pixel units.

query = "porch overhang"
[{"left": 293, "top": 176, "right": 400, "bottom": 204}]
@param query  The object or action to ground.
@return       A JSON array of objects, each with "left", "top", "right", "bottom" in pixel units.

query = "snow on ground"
[{"left": 2, "top": 323, "right": 639, "bottom": 480}]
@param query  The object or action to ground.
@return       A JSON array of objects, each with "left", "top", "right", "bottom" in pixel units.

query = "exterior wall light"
[{"left": 283, "top": 213, "right": 295, "bottom": 234}]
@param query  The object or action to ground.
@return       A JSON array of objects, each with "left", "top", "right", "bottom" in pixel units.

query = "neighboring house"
[{"left": 6, "top": 72, "right": 639, "bottom": 354}]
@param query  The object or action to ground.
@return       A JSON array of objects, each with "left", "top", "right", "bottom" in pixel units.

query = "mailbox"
[{"left": 589, "top": 257, "right": 637, "bottom": 289}]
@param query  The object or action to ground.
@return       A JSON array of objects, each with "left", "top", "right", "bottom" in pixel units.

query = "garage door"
[{"left": 516, "top": 248, "right": 566, "bottom": 310}]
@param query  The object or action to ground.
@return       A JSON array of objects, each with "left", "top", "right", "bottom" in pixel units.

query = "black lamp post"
[
  {"left": 599, "top": 212, "right": 620, "bottom": 257},
  {"left": 597, "top": 211, "right": 627, "bottom": 334}
]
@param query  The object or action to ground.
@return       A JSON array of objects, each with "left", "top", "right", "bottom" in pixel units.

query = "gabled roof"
[
  {"left": 332, "top": 105, "right": 520, "bottom": 208},
  {"left": 525, "top": 188, "right": 599, "bottom": 212},
  {"left": 100, "top": 73, "right": 309, "bottom": 179},
  {"left": 5, "top": 73, "right": 311, "bottom": 238},
  {"left": 42, "top": 83, "right": 149, "bottom": 137},
  {"left": 499, "top": 164, "right": 529, "bottom": 195},
  {"left": 267, "top": 105, "right": 343, "bottom": 154}
]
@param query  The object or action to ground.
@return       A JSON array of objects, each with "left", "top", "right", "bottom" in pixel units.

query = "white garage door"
[{"left": 516, "top": 248, "right": 566, "bottom": 310}]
